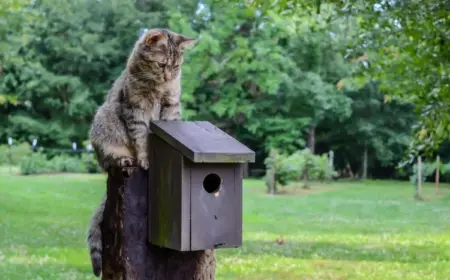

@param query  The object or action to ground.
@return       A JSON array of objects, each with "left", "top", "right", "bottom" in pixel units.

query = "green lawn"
[{"left": 1, "top": 174, "right": 450, "bottom": 279}]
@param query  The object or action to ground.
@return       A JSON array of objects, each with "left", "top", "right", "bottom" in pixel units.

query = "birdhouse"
[{"left": 147, "top": 121, "right": 255, "bottom": 251}]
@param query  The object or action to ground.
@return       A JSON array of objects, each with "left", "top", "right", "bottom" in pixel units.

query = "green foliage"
[
  {"left": 81, "top": 153, "right": 102, "bottom": 174},
  {"left": 1, "top": 0, "right": 445, "bottom": 180},
  {"left": 408, "top": 160, "right": 450, "bottom": 186},
  {"left": 324, "top": 81, "right": 416, "bottom": 174},
  {"left": 19, "top": 151, "right": 100, "bottom": 175},
  {"left": 359, "top": 1, "right": 450, "bottom": 159},
  {"left": 0, "top": 0, "right": 167, "bottom": 147},
  {"left": 0, "top": 142, "right": 32, "bottom": 165},
  {"left": 181, "top": 1, "right": 307, "bottom": 153},
  {"left": 285, "top": 149, "right": 337, "bottom": 183},
  {"left": 312, "top": 153, "right": 338, "bottom": 181},
  {"left": 19, "top": 152, "right": 49, "bottom": 175},
  {"left": 441, "top": 162, "right": 450, "bottom": 172},
  {"left": 265, "top": 148, "right": 337, "bottom": 191},
  {"left": 254, "top": 0, "right": 450, "bottom": 159},
  {"left": 50, "top": 155, "right": 87, "bottom": 173},
  {"left": 264, "top": 149, "right": 297, "bottom": 190}
]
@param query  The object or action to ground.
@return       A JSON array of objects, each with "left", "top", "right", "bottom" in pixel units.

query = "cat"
[{"left": 86, "top": 28, "right": 197, "bottom": 277}]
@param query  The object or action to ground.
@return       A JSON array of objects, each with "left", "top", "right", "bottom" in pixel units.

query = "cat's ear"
[
  {"left": 178, "top": 36, "right": 198, "bottom": 52},
  {"left": 144, "top": 31, "right": 166, "bottom": 46}
]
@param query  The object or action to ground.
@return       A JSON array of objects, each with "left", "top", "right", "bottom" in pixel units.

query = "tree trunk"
[
  {"left": 266, "top": 148, "right": 276, "bottom": 194},
  {"left": 328, "top": 150, "right": 334, "bottom": 169},
  {"left": 101, "top": 167, "right": 216, "bottom": 280},
  {"left": 307, "top": 125, "right": 316, "bottom": 154},
  {"left": 345, "top": 161, "right": 354, "bottom": 178},
  {"left": 362, "top": 144, "right": 368, "bottom": 180},
  {"left": 415, "top": 156, "right": 423, "bottom": 201},
  {"left": 302, "top": 169, "right": 309, "bottom": 189},
  {"left": 435, "top": 155, "right": 440, "bottom": 195}
]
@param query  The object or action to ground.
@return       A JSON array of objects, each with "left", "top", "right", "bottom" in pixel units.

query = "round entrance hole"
[{"left": 203, "top": 173, "right": 222, "bottom": 194}]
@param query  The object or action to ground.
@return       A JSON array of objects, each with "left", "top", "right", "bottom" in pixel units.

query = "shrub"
[
  {"left": 285, "top": 149, "right": 336, "bottom": 179},
  {"left": 20, "top": 152, "right": 49, "bottom": 175},
  {"left": 312, "top": 153, "right": 338, "bottom": 181},
  {"left": 49, "top": 155, "right": 87, "bottom": 173},
  {"left": 82, "top": 153, "right": 102, "bottom": 173},
  {"left": 264, "top": 149, "right": 297, "bottom": 193},
  {"left": 19, "top": 152, "right": 103, "bottom": 175},
  {"left": 264, "top": 148, "right": 337, "bottom": 191},
  {"left": 410, "top": 161, "right": 437, "bottom": 185},
  {"left": 440, "top": 162, "right": 450, "bottom": 182},
  {"left": 0, "top": 142, "right": 32, "bottom": 165}
]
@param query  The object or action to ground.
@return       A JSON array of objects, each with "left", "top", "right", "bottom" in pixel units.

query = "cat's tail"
[{"left": 87, "top": 196, "right": 106, "bottom": 277}]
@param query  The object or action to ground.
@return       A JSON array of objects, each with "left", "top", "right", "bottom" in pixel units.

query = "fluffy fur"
[{"left": 86, "top": 28, "right": 197, "bottom": 277}]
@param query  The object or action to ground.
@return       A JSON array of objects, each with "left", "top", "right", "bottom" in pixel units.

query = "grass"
[
  {"left": 1, "top": 173, "right": 450, "bottom": 280},
  {"left": 0, "top": 165, "right": 20, "bottom": 175}
]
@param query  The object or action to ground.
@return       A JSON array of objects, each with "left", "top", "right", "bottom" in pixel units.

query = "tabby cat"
[{"left": 86, "top": 28, "right": 197, "bottom": 277}]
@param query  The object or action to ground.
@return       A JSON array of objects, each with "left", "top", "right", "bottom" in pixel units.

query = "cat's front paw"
[
  {"left": 138, "top": 157, "right": 149, "bottom": 170},
  {"left": 117, "top": 156, "right": 135, "bottom": 167}
]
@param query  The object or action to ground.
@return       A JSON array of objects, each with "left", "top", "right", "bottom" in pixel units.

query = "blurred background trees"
[{"left": 1, "top": 0, "right": 448, "bottom": 180}]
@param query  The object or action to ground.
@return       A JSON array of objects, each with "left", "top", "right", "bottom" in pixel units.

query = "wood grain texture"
[
  {"left": 148, "top": 133, "right": 244, "bottom": 251},
  {"left": 148, "top": 135, "right": 189, "bottom": 250},
  {"left": 101, "top": 167, "right": 216, "bottom": 280},
  {"left": 234, "top": 164, "right": 243, "bottom": 247},
  {"left": 189, "top": 163, "right": 242, "bottom": 250},
  {"left": 150, "top": 121, "right": 255, "bottom": 163}
]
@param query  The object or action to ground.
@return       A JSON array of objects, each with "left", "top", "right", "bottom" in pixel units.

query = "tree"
[
  {"left": 272, "top": 5, "right": 353, "bottom": 153},
  {"left": 180, "top": 1, "right": 306, "bottom": 155},
  {"left": 0, "top": 0, "right": 36, "bottom": 129},
  {"left": 320, "top": 81, "right": 416, "bottom": 179},
  {"left": 245, "top": 0, "right": 450, "bottom": 159},
  {"left": 0, "top": 0, "right": 170, "bottom": 147},
  {"left": 1, "top": 0, "right": 435, "bottom": 180}
]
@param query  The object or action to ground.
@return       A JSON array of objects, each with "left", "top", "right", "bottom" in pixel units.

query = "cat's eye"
[{"left": 157, "top": 62, "right": 165, "bottom": 68}]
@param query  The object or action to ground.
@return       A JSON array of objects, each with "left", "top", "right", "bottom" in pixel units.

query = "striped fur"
[
  {"left": 87, "top": 195, "right": 105, "bottom": 277},
  {"left": 86, "top": 28, "right": 197, "bottom": 277}
]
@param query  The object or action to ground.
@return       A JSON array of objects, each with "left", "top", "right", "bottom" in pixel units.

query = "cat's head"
[{"left": 129, "top": 28, "right": 197, "bottom": 83}]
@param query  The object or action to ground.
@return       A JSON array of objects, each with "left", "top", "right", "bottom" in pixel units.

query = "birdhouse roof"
[{"left": 150, "top": 121, "right": 255, "bottom": 163}]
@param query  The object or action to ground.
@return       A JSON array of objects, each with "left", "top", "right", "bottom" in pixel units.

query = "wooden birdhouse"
[{"left": 147, "top": 121, "right": 255, "bottom": 251}]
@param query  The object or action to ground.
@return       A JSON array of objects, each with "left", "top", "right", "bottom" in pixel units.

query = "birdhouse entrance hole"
[{"left": 203, "top": 173, "right": 222, "bottom": 194}]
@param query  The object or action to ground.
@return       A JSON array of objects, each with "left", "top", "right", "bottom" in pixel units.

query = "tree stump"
[{"left": 101, "top": 167, "right": 216, "bottom": 280}]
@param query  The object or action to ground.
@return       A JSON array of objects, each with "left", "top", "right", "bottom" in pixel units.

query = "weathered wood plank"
[
  {"left": 148, "top": 135, "right": 189, "bottom": 251},
  {"left": 234, "top": 164, "right": 243, "bottom": 247},
  {"left": 150, "top": 121, "right": 255, "bottom": 163},
  {"left": 101, "top": 167, "right": 216, "bottom": 280},
  {"left": 189, "top": 163, "right": 241, "bottom": 250}
]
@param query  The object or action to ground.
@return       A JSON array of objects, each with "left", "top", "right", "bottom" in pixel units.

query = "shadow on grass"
[{"left": 228, "top": 239, "right": 450, "bottom": 263}]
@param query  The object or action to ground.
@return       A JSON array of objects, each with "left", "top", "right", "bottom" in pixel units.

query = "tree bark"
[
  {"left": 362, "top": 143, "right": 368, "bottom": 180},
  {"left": 266, "top": 148, "right": 276, "bottom": 194},
  {"left": 345, "top": 161, "right": 354, "bottom": 178},
  {"left": 328, "top": 150, "right": 334, "bottom": 169},
  {"left": 307, "top": 125, "right": 316, "bottom": 154},
  {"left": 435, "top": 155, "right": 440, "bottom": 195},
  {"left": 101, "top": 167, "right": 216, "bottom": 280},
  {"left": 302, "top": 169, "right": 310, "bottom": 189},
  {"left": 415, "top": 156, "right": 423, "bottom": 200}
]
